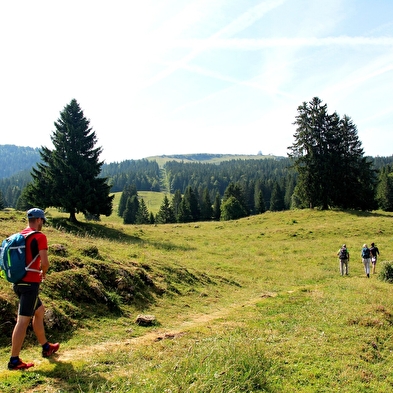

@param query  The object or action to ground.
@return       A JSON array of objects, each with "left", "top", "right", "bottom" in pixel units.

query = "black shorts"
[{"left": 13, "top": 282, "right": 42, "bottom": 317}]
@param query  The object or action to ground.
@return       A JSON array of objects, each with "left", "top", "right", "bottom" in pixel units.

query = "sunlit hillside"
[{"left": 1, "top": 208, "right": 393, "bottom": 391}]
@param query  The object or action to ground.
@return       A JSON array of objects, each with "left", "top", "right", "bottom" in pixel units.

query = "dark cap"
[{"left": 27, "top": 208, "right": 47, "bottom": 223}]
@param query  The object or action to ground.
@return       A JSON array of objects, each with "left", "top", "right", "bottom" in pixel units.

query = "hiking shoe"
[
  {"left": 42, "top": 342, "right": 60, "bottom": 358},
  {"left": 8, "top": 358, "right": 34, "bottom": 370}
]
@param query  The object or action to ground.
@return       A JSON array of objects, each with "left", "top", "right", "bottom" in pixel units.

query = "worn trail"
[{"left": 48, "top": 291, "right": 277, "bottom": 363}]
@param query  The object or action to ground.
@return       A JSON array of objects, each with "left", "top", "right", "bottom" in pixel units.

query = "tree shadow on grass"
[
  {"left": 50, "top": 218, "right": 143, "bottom": 243},
  {"left": 334, "top": 209, "right": 390, "bottom": 218},
  {"left": 49, "top": 218, "right": 195, "bottom": 252}
]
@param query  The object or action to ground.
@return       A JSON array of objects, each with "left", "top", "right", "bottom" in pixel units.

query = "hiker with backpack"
[
  {"left": 337, "top": 244, "right": 350, "bottom": 276},
  {"left": 370, "top": 242, "right": 380, "bottom": 274},
  {"left": 6, "top": 208, "right": 59, "bottom": 370},
  {"left": 361, "top": 244, "right": 371, "bottom": 278}
]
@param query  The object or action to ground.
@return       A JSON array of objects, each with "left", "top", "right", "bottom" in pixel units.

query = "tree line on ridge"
[{"left": 1, "top": 97, "right": 393, "bottom": 222}]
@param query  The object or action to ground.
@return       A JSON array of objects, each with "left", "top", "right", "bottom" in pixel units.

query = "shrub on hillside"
[{"left": 378, "top": 261, "right": 393, "bottom": 283}]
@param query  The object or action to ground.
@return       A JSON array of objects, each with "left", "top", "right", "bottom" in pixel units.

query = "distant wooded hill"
[
  {"left": 0, "top": 145, "right": 41, "bottom": 178},
  {"left": 0, "top": 145, "right": 279, "bottom": 179},
  {"left": 1, "top": 144, "right": 393, "bottom": 211}
]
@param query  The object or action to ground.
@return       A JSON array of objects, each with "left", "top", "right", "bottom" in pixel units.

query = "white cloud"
[{"left": 0, "top": 0, "right": 393, "bottom": 162}]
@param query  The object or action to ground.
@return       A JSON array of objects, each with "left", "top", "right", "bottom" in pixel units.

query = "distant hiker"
[
  {"left": 361, "top": 243, "right": 371, "bottom": 278},
  {"left": 7, "top": 208, "right": 59, "bottom": 370},
  {"left": 370, "top": 242, "right": 380, "bottom": 274},
  {"left": 337, "top": 244, "right": 349, "bottom": 276}
]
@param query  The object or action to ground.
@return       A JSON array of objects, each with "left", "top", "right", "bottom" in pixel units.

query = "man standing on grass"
[
  {"left": 7, "top": 208, "right": 59, "bottom": 370},
  {"left": 337, "top": 244, "right": 349, "bottom": 276}
]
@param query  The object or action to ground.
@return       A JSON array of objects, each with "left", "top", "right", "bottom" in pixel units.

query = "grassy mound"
[{"left": 0, "top": 213, "right": 237, "bottom": 347}]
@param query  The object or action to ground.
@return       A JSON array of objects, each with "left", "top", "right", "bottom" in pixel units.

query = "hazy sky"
[{"left": 1, "top": 0, "right": 392, "bottom": 163}]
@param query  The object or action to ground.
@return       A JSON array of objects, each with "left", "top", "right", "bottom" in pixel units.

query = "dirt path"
[
  {"left": 51, "top": 291, "right": 278, "bottom": 363},
  {"left": 16, "top": 291, "right": 279, "bottom": 393}
]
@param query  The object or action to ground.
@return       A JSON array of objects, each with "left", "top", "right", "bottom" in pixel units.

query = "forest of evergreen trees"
[{"left": 2, "top": 145, "right": 393, "bottom": 222}]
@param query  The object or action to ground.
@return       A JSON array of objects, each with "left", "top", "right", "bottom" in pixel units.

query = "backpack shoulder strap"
[
  {"left": 23, "top": 231, "right": 41, "bottom": 271},
  {"left": 23, "top": 230, "right": 38, "bottom": 239}
]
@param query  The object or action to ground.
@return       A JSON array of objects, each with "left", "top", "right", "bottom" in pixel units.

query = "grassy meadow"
[{"left": 0, "top": 203, "right": 393, "bottom": 392}]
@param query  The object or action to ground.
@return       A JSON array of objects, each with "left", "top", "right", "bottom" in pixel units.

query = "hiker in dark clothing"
[
  {"left": 337, "top": 244, "right": 349, "bottom": 276},
  {"left": 370, "top": 242, "right": 380, "bottom": 274},
  {"left": 361, "top": 244, "right": 371, "bottom": 278}
]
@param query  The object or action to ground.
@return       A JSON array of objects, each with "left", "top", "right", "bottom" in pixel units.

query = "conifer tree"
[
  {"left": 213, "top": 192, "right": 221, "bottom": 220},
  {"left": 119, "top": 184, "right": 138, "bottom": 217},
  {"left": 223, "top": 182, "right": 248, "bottom": 216},
  {"left": 200, "top": 187, "right": 213, "bottom": 220},
  {"left": 177, "top": 198, "right": 191, "bottom": 223},
  {"left": 27, "top": 99, "right": 113, "bottom": 222},
  {"left": 255, "top": 190, "right": 266, "bottom": 214},
  {"left": 269, "top": 182, "right": 284, "bottom": 211},
  {"left": 156, "top": 195, "right": 176, "bottom": 224},
  {"left": 136, "top": 198, "right": 150, "bottom": 224},
  {"left": 149, "top": 211, "right": 155, "bottom": 224},
  {"left": 289, "top": 97, "right": 375, "bottom": 210},
  {"left": 171, "top": 190, "right": 182, "bottom": 221},
  {"left": 123, "top": 195, "right": 139, "bottom": 224},
  {"left": 182, "top": 186, "right": 200, "bottom": 222}
]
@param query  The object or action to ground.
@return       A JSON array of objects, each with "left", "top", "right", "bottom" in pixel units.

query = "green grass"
[
  {"left": 145, "top": 153, "right": 276, "bottom": 167},
  {"left": 1, "top": 208, "right": 393, "bottom": 392}
]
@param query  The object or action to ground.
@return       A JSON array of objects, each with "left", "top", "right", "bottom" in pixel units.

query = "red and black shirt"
[{"left": 20, "top": 227, "right": 48, "bottom": 283}]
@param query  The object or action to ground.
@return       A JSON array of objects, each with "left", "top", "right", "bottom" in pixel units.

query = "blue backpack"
[
  {"left": 361, "top": 247, "right": 370, "bottom": 259},
  {"left": 0, "top": 231, "right": 40, "bottom": 283}
]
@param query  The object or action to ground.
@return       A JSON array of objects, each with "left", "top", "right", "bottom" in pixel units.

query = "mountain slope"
[
  {"left": 0, "top": 145, "right": 41, "bottom": 179},
  {"left": 145, "top": 153, "right": 283, "bottom": 167}
]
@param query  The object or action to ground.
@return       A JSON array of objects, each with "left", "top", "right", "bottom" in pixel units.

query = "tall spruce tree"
[
  {"left": 156, "top": 195, "right": 176, "bottom": 224},
  {"left": 178, "top": 197, "right": 192, "bottom": 223},
  {"left": 136, "top": 198, "right": 150, "bottom": 224},
  {"left": 118, "top": 184, "right": 138, "bottom": 217},
  {"left": 123, "top": 195, "right": 140, "bottom": 224},
  {"left": 27, "top": 99, "right": 114, "bottom": 222},
  {"left": 183, "top": 186, "right": 200, "bottom": 222},
  {"left": 288, "top": 97, "right": 375, "bottom": 210}
]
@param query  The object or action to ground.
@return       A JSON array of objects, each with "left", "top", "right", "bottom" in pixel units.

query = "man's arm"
[{"left": 39, "top": 249, "right": 49, "bottom": 278}]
